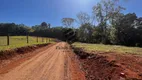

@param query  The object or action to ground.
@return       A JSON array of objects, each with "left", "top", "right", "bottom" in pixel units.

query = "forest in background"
[{"left": 0, "top": 0, "right": 142, "bottom": 47}]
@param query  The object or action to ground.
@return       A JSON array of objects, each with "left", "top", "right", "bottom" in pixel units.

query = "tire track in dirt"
[
  {"left": 0, "top": 42, "right": 86, "bottom": 80},
  {"left": 0, "top": 44, "right": 55, "bottom": 74},
  {"left": 0, "top": 42, "right": 67, "bottom": 80}
]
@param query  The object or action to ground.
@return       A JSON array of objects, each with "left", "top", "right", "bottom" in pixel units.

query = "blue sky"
[{"left": 0, "top": 0, "right": 141, "bottom": 27}]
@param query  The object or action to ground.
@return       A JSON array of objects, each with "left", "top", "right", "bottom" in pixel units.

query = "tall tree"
[
  {"left": 77, "top": 12, "right": 91, "bottom": 25},
  {"left": 62, "top": 18, "right": 75, "bottom": 28},
  {"left": 92, "top": 0, "right": 125, "bottom": 43},
  {"left": 41, "top": 22, "right": 48, "bottom": 29},
  {"left": 48, "top": 23, "right": 51, "bottom": 28},
  {"left": 77, "top": 23, "right": 94, "bottom": 43},
  {"left": 115, "top": 13, "right": 137, "bottom": 46}
]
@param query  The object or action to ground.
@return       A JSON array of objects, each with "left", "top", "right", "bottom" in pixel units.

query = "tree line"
[
  {"left": 62, "top": 0, "right": 142, "bottom": 47},
  {"left": 0, "top": 0, "right": 142, "bottom": 47},
  {"left": 0, "top": 22, "right": 62, "bottom": 39}
]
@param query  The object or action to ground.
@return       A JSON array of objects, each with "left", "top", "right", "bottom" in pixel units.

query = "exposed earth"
[
  {"left": 0, "top": 42, "right": 142, "bottom": 80},
  {"left": 0, "top": 42, "right": 85, "bottom": 80},
  {"left": 74, "top": 47, "right": 142, "bottom": 80}
]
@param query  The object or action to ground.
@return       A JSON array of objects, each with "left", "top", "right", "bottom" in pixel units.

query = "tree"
[
  {"left": 132, "top": 17, "right": 142, "bottom": 46},
  {"left": 92, "top": 27, "right": 103, "bottom": 43},
  {"left": 0, "top": 23, "right": 31, "bottom": 36},
  {"left": 92, "top": 0, "right": 125, "bottom": 43},
  {"left": 41, "top": 22, "right": 48, "bottom": 29},
  {"left": 77, "top": 23, "right": 94, "bottom": 43},
  {"left": 48, "top": 23, "right": 51, "bottom": 28},
  {"left": 77, "top": 12, "right": 91, "bottom": 25},
  {"left": 109, "top": 13, "right": 124, "bottom": 44},
  {"left": 114, "top": 13, "right": 137, "bottom": 46},
  {"left": 62, "top": 18, "right": 75, "bottom": 28},
  {"left": 32, "top": 22, "right": 50, "bottom": 31},
  {"left": 41, "top": 22, "right": 47, "bottom": 27}
]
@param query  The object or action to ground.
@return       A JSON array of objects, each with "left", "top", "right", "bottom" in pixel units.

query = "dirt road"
[{"left": 0, "top": 42, "right": 84, "bottom": 80}]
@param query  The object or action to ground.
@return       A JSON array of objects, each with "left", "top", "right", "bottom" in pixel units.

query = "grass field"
[
  {"left": 0, "top": 36, "right": 53, "bottom": 51},
  {"left": 73, "top": 42, "right": 142, "bottom": 55}
]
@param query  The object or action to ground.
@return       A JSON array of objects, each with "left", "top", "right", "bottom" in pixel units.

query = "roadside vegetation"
[{"left": 0, "top": 36, "right": 52, "bottom": 51}]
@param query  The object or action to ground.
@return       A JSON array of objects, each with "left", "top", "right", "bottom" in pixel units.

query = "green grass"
[
  {"left": 72, "top": 42, "right": 142, "bottom": 55},
  {"left": 0, "top": 36, "right": 54, "bottom": 51}
]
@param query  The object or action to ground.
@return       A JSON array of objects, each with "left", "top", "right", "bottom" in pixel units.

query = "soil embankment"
[{"left": 73, "top": 47, "right": 142, "bottom": 80}]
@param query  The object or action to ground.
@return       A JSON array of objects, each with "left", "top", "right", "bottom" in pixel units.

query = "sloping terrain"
[
  {"left": 74, "top": 47, "right": 142, "bottom": 80},
  {"left": 0, "top": 42, "right": 85, "bottom": 80}
]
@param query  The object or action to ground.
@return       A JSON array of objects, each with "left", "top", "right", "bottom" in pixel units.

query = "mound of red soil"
[{"left": 74, "top": 48, "right": 142, "bottom": 80}]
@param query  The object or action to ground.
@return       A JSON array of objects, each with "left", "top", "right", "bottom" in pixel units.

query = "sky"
[{"left": 0, "top": 0, "right": 142, "bottom": 27}]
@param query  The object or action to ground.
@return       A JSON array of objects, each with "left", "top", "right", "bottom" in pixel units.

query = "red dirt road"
[{"left": 0, "top": 42, "right": 85, "bottom": 80}]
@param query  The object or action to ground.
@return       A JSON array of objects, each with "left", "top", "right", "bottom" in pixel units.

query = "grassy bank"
[
  {"left": 72, "top": 42, "right": 142, "bottom": 54},
  {"left": 0, "top": 36, "right": 53, "bottom": 51}
]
